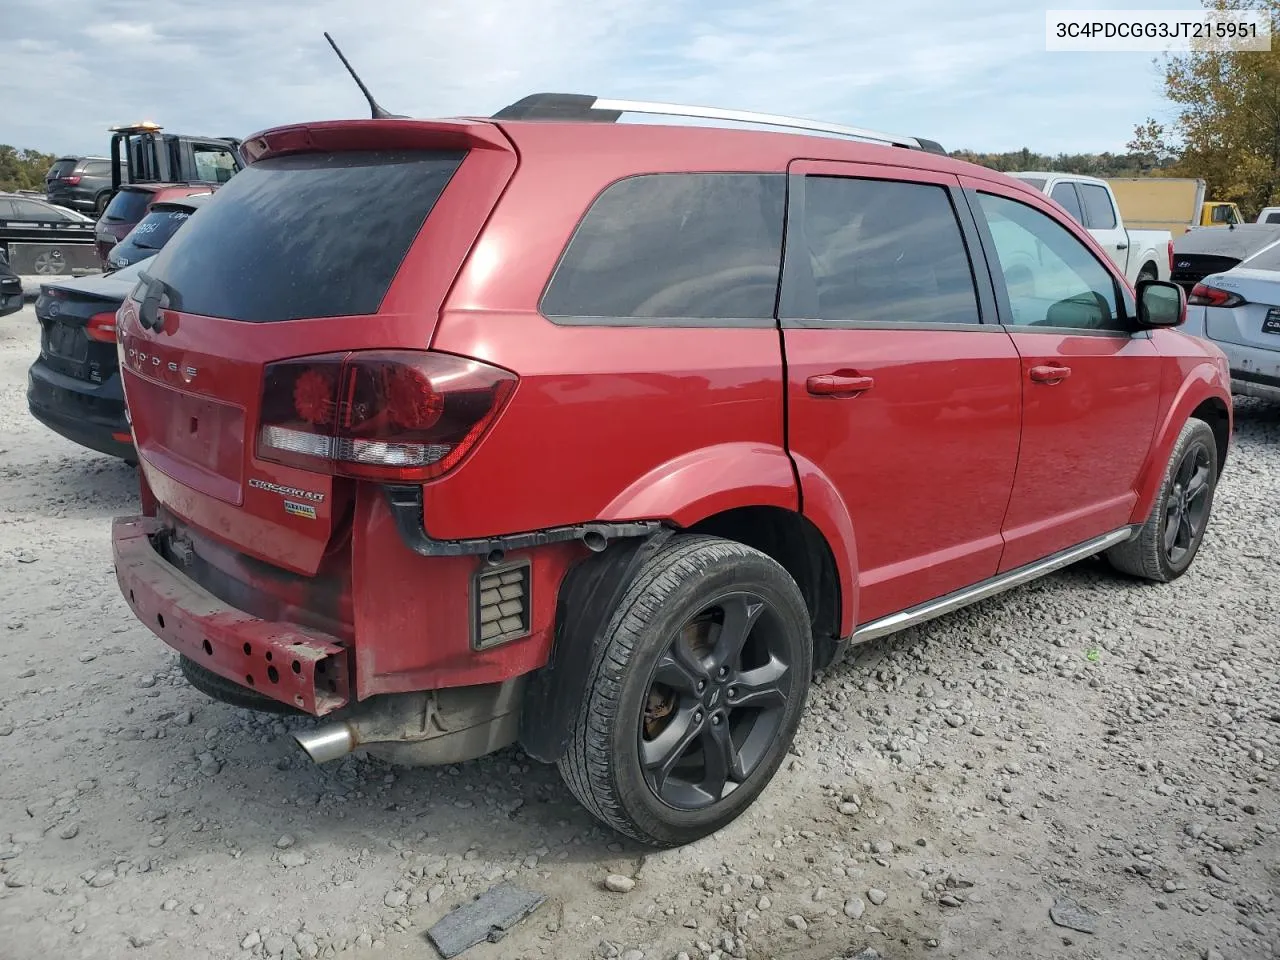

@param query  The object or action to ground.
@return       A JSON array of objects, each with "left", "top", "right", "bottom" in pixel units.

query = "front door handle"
[
  {"left": 807, "top": 373, "right": 875, "bottom": 397},
  {"left": 1116, "top": 242, "right": 1128, "bottom": 251},
  {"left": 1029, "top": 364, "right": 1072, "bottom": 384}
]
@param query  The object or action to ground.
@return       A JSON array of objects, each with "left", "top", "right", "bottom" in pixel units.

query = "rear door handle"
[
  {"left": 806, "top": 373, "right": 875, "bottom": 397},
  {"left": 1029, "top": 364, "right": 1071, "bottom": 384},
  {"left": 1116, "top": 242, "right": 1128, "bottom": 250}
]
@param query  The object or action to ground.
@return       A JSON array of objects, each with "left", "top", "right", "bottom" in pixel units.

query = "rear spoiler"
[{"left": 239, "top": 120, "right": 514, "bottom": 164}]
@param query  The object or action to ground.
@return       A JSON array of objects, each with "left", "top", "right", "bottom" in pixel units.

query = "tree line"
[
  {"left": 0, "top": 145, "right": 56, "bottom": 193},
  {"left": 947, "top": 148, "right": 1177, "bottom": 179}
]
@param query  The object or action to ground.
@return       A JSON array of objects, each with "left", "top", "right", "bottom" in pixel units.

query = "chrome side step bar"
[{"left": 850, "top": 526, "right": 1138, "bottom": 644}]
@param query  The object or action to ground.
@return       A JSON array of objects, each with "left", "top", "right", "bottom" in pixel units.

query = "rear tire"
[
  {"left": 558, "top": 535, "right": 812, "bottom": 847},
  {"left": 94, "top": 193, "right": 110, "bottom": 217},
  {"left": 1137, "top": 265, "right": 1158, "bottom": 284},
  {"left": 180, "top": 655, "right": 305, "bottom": 716},
  {"left": 1106, "top": 418, "right": 1218, "bottom": 582}
]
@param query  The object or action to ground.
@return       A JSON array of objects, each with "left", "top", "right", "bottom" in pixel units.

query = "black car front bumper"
[{"left": 27, "top": 359, "right": 133, "bottom": 461}]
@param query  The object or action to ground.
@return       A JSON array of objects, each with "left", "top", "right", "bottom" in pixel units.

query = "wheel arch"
[{"left": 1131, "top": 367, "right": 1232, "bottom": 525}]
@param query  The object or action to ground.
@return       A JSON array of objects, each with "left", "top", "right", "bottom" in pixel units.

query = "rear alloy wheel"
[
  {"left": 1107, "top": 417, "right": 1218, "bottom": 582},
  {"left": 558, "top": 536, "right": 812, "bottom": 847}
]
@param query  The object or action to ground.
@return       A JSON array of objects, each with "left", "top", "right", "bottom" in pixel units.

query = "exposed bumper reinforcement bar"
[
  {"left": 113, "top": 515, "right": 351, "bottom": 716},
  {"left": 382, "top": 484, "right": 663, "bottom": 561}
]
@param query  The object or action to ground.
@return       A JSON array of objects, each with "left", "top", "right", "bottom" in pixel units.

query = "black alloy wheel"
[
  {"left": 558, "top": 535, "right": 812, "bottom": 847},
  {"left": 639, "top": 591, "right": 795, "bottom": 810}
]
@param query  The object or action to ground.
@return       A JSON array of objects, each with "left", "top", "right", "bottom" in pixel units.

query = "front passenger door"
[{"left": 966, "top": 183, "right": 1162, "bottom": 571}]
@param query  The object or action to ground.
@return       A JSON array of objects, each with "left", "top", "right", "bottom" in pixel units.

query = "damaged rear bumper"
[{"left": 113, "top": 515, "right": 351, "bottom": 716}]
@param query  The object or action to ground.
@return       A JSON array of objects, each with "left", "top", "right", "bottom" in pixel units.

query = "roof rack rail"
[{"left": 491, "top": 93, "right": 947, "bottom": 155}]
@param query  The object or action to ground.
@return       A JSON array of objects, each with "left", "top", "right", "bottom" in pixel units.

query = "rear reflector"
[{"left": 256, "top": 350, "right": 516, "bottom": 482}]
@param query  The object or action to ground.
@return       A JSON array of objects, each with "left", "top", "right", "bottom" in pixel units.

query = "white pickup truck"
[{"left": 1010, "top": 172, "right": 1173, "bottom": 286}]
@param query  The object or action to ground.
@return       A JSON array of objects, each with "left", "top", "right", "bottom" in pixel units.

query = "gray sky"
[{"left": 6, "top": 0, "right": 1196, "bottom": 158}]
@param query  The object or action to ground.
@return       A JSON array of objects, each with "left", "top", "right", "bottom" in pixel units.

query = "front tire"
[
  {"left": 1107, "top": 418, "right": 1218, "bottom": 582},
  {"left": 558, "top": 535, "right": 812, "bottom": 847}
]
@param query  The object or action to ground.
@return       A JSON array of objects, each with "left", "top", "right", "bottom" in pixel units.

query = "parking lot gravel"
[{"left": 1, "top": 305, "right": 1277, "bottom": 960}]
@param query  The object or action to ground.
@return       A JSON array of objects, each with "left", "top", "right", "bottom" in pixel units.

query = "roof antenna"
[{"left": 324, "top": 31, "right": 406, "bottom": 120}]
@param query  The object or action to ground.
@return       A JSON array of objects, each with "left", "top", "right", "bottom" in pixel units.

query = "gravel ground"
[{"left": 1, "top": 305, "right": 1277, "bottom": 960}]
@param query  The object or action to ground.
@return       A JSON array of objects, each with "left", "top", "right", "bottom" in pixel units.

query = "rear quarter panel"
[{"left": 426, "top": 124, "right": 802, "bottom": 541}]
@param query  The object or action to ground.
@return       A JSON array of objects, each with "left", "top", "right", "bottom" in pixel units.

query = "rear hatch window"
[
  {"left": 48, "top": 159, "right": 77, "bottom": 181},
  {"left": 141, "top": 150, "right": 465, "bottom": 323},
  {"left": 103, "top": 189, "right": 154, "bottom": 223},
  {"left": 108, "top": 206, "right": 194, "bottom": 267}
]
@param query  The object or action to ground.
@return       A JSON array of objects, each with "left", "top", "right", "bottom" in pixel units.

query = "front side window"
[
  {"left": 541, "top": 173, "right": 785, "bottom": 321},
  {"left": 1050, "top": 182, "right": 1085, "bottom": 224},
  {"left": 977, "top": 192, "right": 1124, "bottom": 332},
  {"left": 192, "top": 145, "right": 237, "bottom": 184},
  {"left": 786, "top": 176, "right": 981, "bottom": 325},
  {"left": 13, "top": 199, "right": 65, "bottom": 220},
  {"left": 1077, "top": 184, "right": 1118, "bottom": 229}
]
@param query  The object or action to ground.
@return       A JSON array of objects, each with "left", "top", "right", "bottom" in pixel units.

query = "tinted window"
[
  {"left": 541, "top": 173, "right": 785, "bottom": 320},
  {"left": 1078, "top": 184, "right": 1117, "bottom": 229},
  {"left": 978, "top": 192, "right": 1123, "bottom": 331},
  {"left": 109, "top": 208, "right": 195, "bottom": 267},
  {"left": 1049, "top": 182, "right": 1085, "bottom": 223},
  {"left": 82, "top": 160, "right": 110, "bottom": 177},
  {"left": 103, "top": 189, "right": 154, "bottom": 223},
  {"left": 144, "top": 150, "right": 464, "bottom": 323},
  {"left": 48, "top": 159, "right": 77, "bottom": 179},
  {"left": 1267, "top": 212, "right": 1280, "bottom": 224},
  {"left": 787, "top": 177, "right": 980, "bottom": 325},
  {"left": 192, "top": 145, "right": 237, "bottom": 184}
]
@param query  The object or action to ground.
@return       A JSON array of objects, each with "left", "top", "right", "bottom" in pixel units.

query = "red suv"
[{"left": 112, "top": 95, "right": 1232, "bottom": 847}]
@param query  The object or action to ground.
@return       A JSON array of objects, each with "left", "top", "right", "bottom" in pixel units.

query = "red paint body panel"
[
  {"left": 784, "top": 327, "right": 1022, "bottom": 624},
  {"left": 110, "top": 114, "right": 1234, "bottom": 712},
  {"left": 997, "top": 331, "right": 1163, "bottom": 571},
  {"left": 349, "top": 486, "right": 583, "bottom": 698}
]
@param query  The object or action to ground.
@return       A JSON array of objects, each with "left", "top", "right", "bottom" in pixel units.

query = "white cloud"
[{"left": 4, "top": 0, "right": 1203, "bottom": 157}]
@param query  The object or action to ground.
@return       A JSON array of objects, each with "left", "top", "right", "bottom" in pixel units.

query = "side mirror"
[{"left": 1136, "top": 278, "right": 1185, "bottom": 328}]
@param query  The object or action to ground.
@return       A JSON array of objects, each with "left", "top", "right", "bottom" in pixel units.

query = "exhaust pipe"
[{"left": 294, "top": 723, "right": 356, "bottom": 764}]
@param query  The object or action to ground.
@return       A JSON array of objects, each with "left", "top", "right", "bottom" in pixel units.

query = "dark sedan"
[{"left": 27, "top": 261, "right": 145, "bottom": 460}]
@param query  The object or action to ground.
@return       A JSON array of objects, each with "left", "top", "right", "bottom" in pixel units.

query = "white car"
[
  {"left": 1184, "top": 238, "right": 1280, "bottom": 402},
  {"left": 1256, "top": 206, "right": 1280, "bottom": 225},
  {"left": 1010, "top": 172, "right": 1172, "bottom": 286}
]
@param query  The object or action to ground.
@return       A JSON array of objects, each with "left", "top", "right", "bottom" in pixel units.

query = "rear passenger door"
[{"left": 780, "top": 161, "right": 1023, "bottom": 625}]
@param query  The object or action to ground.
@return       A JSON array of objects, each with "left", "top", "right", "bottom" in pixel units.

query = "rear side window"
[
  {"left": 82, "top": 160, "right": 110, "bottom": 177},
  {"left": 786, "top": 177, "right": 981, "bottom": 325},
  {"left": 1050, "top": 182, "right": 1085, "bottom": 224},
  {"left": 142, "top": 150, "right": 465, "bottom": 323},
  {"left": 1267, "top": 212, "right": 1280, "bottom": 224},
  {"left": 122, "top": 208, "right": 193, "bottom": 252},
  {"left": 541, "top": 173, "right": 785, "bottom": 321},
  {"left": 103, "top": 189, "right": 153, "bottom": 223},
  {"left": 1078, "top": 184, "right": 1118, "bottom": 229}
]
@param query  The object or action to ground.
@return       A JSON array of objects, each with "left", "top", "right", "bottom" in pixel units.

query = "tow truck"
[{"left": 95, "top": 122, "right": 243, "bottom": 265}]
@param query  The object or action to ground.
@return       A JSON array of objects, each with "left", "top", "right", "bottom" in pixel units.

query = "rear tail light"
[
  {"left": 256, "top": 350, "right": 517, "bottom": 482},
  {"left": 1187, "top": 283, "right": 1245, "bottom": 308},
  {"left": 85, "top": 311, "right": 118, "bottom": 342},
  {"left": 1167, "top": 240, "right": 1174, "bottom": 274},
  {"left": 61, "top": 175, "right": 82, "bottom": 185}
]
